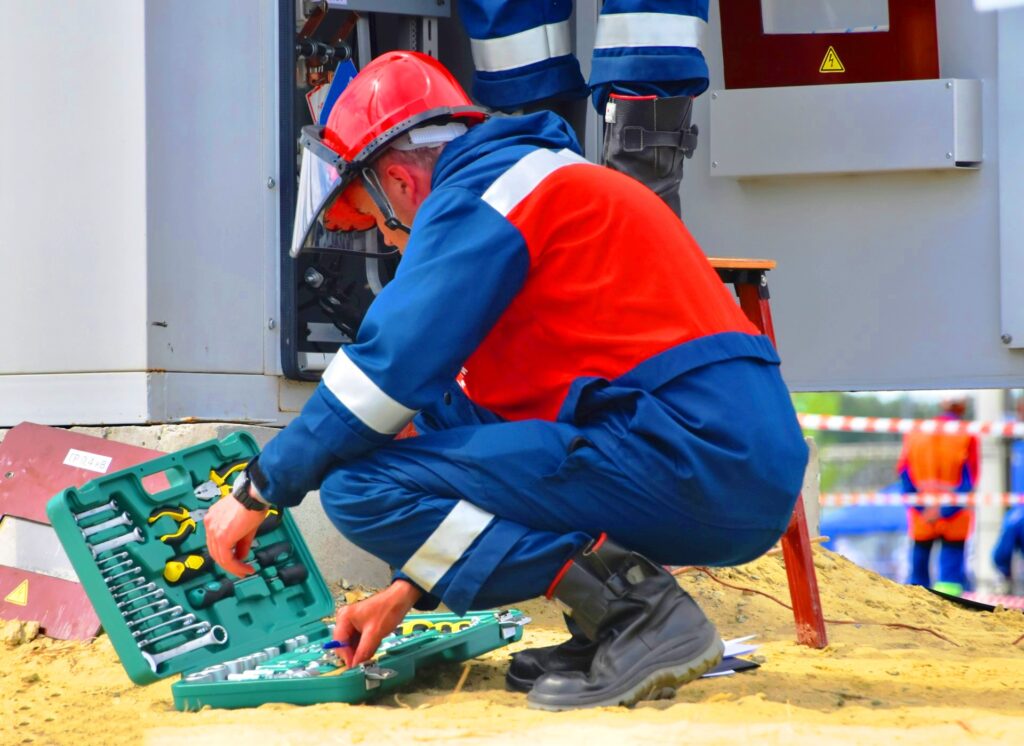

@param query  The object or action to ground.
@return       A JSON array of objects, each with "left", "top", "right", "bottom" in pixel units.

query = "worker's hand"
[
  {"left": 333, "top": 580, "right": 422, "bottom": 668},
  {"left": 203, "top": 494, "right": 267, "bottom": 578}
]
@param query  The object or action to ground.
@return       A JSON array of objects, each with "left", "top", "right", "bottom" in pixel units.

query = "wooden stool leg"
[{"left": 736, "top": 277, "right": 828, "bottom": 649}]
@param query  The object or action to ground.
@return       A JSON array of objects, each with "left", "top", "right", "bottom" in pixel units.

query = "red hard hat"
[
  {"left": 291, "top": 51, "right": 486, "bottom": 255},
  {"left": 324, "top": 50, "right": 484, "bottom": 163}
]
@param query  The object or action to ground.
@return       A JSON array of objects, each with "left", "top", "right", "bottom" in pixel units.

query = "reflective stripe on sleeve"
[
  {"left": 470, "top": 20, "right": 572, "bottom": 73},
  {"left": 481, "top": 148, "right": 591, "bottom": 218},
  {"left": 401, "top": 501, "right": 495, "bottom": 592},
  {"left": 321, "top": 348, "right": 417, "bottom": 435},
  {"left": 594, "top": 12, "right": 707, "bottom": 51}
]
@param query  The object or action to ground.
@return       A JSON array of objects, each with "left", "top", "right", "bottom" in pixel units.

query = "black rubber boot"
[
  {"left": 505, "top": 614, "right": 597, "bottom": 693},
  {"left": 601, "top": 94, "right": 698, "bottom": 216},
  {"left": 527, "top": 536, "right": 723, "bottom": 711}
]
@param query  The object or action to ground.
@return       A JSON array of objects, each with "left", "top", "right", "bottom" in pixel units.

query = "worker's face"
[{"left": 346, "top": 159, "right": 430, "bottom": 253}]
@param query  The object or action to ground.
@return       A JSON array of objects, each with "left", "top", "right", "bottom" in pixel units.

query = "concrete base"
[{"left": 0, "top": 422, "right": 391, "bottom": 589}]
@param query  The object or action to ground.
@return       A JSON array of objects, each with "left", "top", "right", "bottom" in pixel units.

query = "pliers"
[
  {"left": 194, "top": 459, "right": 249, "bottom": 501},
  {"left": 148, "top": 505, "right": 211, "bottom": 547}
]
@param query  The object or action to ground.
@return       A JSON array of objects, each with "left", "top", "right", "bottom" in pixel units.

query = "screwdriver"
[
  {"left": 163, "top": 548, "right": 214, "bottom": 585},
  {"left": 253, "top": 540, "right": 293, "bottom": 567},
  {"left": 188, "top": 563, "right": 308, "bottom": 609}
]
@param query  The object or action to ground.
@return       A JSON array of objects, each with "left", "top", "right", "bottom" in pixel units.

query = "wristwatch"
[{"left": 231, "top": 467, "right": 271, "bottom": 511}]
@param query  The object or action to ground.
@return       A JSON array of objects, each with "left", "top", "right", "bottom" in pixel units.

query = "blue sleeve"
[
  {"left": 459, "top": 0, "right": 587, "bottom": 110},
  {"left": 590, "top": 0, "right": 710, "bottom": 113},
  {"left": 255, "top": 187, "right": 530, "bottom": 507}
]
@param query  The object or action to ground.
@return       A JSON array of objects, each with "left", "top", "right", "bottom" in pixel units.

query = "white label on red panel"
[{"left": 63, "top": 449, "right": 113, "bottom": 474}]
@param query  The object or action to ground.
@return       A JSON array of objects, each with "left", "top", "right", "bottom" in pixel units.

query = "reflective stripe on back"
[{"left": 481, "top": 148, "right": 592, "bottom": 218}]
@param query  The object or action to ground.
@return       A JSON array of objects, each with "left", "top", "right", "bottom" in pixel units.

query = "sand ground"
[{"left": 3, "top": 548, "right": 1023, "bottom": 745}]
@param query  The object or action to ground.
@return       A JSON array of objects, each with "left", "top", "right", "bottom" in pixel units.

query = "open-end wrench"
[
  {"left": 127, "top": 605, "right": 183, "bottom": 628},
  {"left": 73, "top": 500, "right": 118, "bottom": 523},
  {"left": 108, "top": 576, "right": 147, "bottom": 594},
  {"left": 104, "top": 566, "right": 142, "bottom": 585},
  {"left": 99, "top": 558, "right": 134, "bottom": 576},
  {"left": 97, "top": 552, "right": 129, "bottom": 567},
  {"left": 124, "top": 598, "right": 169, "bottom": 617},
  {"left": 132, "top": 612, "right": 196, "bottom": 639},
  {"left": 137, "top": 621, "right": 211, "bottom": 649},
  {"left": 116, "top": 589, "right": 164, "bottom": 609},
  {"left": 112, "top": 581, "right": 156, "bottom": 600},
  {"left": 81, "top": 512, "right": 133, "bottom": 539},
  {"left": 141, "top": 625, "right": 228, "bottom": 673},
  {"left": 90, "top": 528, "right": 143, "bottom": 557}
]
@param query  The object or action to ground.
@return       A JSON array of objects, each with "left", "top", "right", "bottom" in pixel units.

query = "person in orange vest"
[{"left": 897, "top": 398, "right": 979, "bottom": 593}]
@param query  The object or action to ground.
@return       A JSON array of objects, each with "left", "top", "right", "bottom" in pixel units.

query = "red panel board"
[
  {"left": 0, "top": 423, "right": 168, "bottom": 639},
  {"left": 0, "top": 566, "right": 101, "bottom": 641},
  {"left": 0, "top": 422, "right": 166, "bottom": 524},
  {"left": 720, "top": 0, "right": 938, "bottom": 89}
]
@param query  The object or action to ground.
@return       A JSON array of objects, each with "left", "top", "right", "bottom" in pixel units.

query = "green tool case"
[{"left": 46, "top": 434, "right": 529, "bottom": 710}]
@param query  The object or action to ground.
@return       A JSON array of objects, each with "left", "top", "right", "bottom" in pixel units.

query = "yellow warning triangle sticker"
[
  {"left": 820, "top": 46, "right": 846, "bottom": 73},
  {"left": 4, "top": 579, "right": 29, "bottom": 607}
]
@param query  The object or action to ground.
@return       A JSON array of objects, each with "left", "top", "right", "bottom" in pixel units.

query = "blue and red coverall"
[
  {"left": 898, "top": 417, "right": 979, "bottom": 589},
  {"left": 254, "top": 112, "right": 808, "bottom": 614},
  {"left": 458, "top": 0, "right": 709, "bottom": 112}
]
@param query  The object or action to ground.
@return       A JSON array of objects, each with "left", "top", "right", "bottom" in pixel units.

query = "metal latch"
[
  {"left": 497, "top": 611, "right": 532, "bottom": 640},
  {"left": 362, "top": 664, "right": 397, "bottom": 690}
]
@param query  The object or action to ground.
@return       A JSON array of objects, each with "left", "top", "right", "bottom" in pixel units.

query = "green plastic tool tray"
[{"left": 45, "top": 434, "right": 528, "bottom": 709}]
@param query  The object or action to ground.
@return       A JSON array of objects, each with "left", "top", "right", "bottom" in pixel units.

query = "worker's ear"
[{"left": 382, "top": 163, "right": 417, "bottom": 202}]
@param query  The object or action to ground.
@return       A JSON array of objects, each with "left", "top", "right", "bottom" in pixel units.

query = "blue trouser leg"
[
  {"left": 937, "top": 541, "right": 967, "bottom": 588},
  {"left": 320, "top": 379, "right": 791, "bottom": 614},
  {"left": 909, "top": 540, "right": 932, "bottom": 586}
]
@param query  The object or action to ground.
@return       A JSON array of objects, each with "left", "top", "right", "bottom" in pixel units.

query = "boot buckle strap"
[{"left": 620, "top": 125, "right": 699, "bottom": 158}]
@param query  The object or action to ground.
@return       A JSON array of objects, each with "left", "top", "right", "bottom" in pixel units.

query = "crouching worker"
[{"left": 205, "top": 52, "right": 807, "bottom": 710}]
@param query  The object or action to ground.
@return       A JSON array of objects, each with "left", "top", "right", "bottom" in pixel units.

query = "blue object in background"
[{"left": 319, "top": 60, "right": 358, "bottom": 126}]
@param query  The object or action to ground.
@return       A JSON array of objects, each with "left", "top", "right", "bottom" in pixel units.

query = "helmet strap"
[{"left": 360, "top": 167, "right": 412, "bottom": 235}]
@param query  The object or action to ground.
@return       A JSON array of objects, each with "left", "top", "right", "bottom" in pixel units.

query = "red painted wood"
[
  {"left": 0, "top": 423, "right": 168, "bottom": 639},
  {"left": 720, "top": 0, "right": 938, "bottom": 90},
  {"left": 0, "top": 422, "right": 167, "bottom": 524},
  {"left": 0, "top": 566, "right": 101, "bottom": 641},
  {"left": 727, "top": 270, "right": 829, "bottom": 649}
]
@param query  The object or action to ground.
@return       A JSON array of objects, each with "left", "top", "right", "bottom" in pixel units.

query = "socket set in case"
[{"left": 46, "top": 434, "right": 529, "bottom": 710}]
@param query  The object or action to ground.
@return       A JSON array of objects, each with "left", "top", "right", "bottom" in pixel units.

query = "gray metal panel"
[
  {"left": 680, "top": 0, "right": 1024, "bottom": 391},
  {"left": 709, "top": 79, "right": 982, "bottom": 178},
  {"left": 998, "top": 9, "right": 1024, "bottom": 348},
  {"left": 0, "top": 1, "right": 149, "bottom": 374},
  {"left": 326, "top": 0, "right": 450, "bottom": 17},
  {"left": 144, "top": 1, "right": 270, "bottom": 374}
]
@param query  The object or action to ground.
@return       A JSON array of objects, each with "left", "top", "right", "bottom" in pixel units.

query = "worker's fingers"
[
  {"left": 334, "top": 608, "right": 359, "bottom": 668},
  {"left": 352, "top": 622, "right": 381, "bottom": 666}
]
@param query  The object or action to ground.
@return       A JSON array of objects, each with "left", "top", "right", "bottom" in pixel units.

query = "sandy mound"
[{"left": 3, "top": 548, "right": 1023, "bottom": 745}]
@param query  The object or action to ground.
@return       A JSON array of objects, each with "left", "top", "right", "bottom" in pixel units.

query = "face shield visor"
[{"left": 289, "top": 127, "right": 390, "bottom": 258}]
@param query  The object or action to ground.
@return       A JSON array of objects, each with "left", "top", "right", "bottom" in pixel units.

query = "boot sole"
[{"left": 526, "top": 636, "right": 724, "bottom": 712}]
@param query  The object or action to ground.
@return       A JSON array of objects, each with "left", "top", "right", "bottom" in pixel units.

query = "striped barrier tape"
[
  {"left": 819, "top": 492, "right": 1024, "bottom": 507},
  {"left": 797, "top": 413, "right": 1024, "bottom": 439},
  {"left": 961, "top": 592, "right": 1024, "bottom": 610}
]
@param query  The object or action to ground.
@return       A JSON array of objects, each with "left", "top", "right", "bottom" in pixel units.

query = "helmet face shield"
[{"left": 290, "top": 128, "right": 393, "bottom": 258}]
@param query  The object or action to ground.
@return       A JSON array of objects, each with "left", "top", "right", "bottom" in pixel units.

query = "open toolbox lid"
[{"left": 45, "top": 433, "right": 335, "bottom": 685}]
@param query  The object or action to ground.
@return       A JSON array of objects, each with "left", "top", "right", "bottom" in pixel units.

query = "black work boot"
[
  {"left": 527, "top": 535, "right": 723, "bottom": 711},
  {"left": 506, "top": 614, "right": 597, "bottom": 693},
  {"left": 601, "top": 94, "right": 698, "bottom": 216}
]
